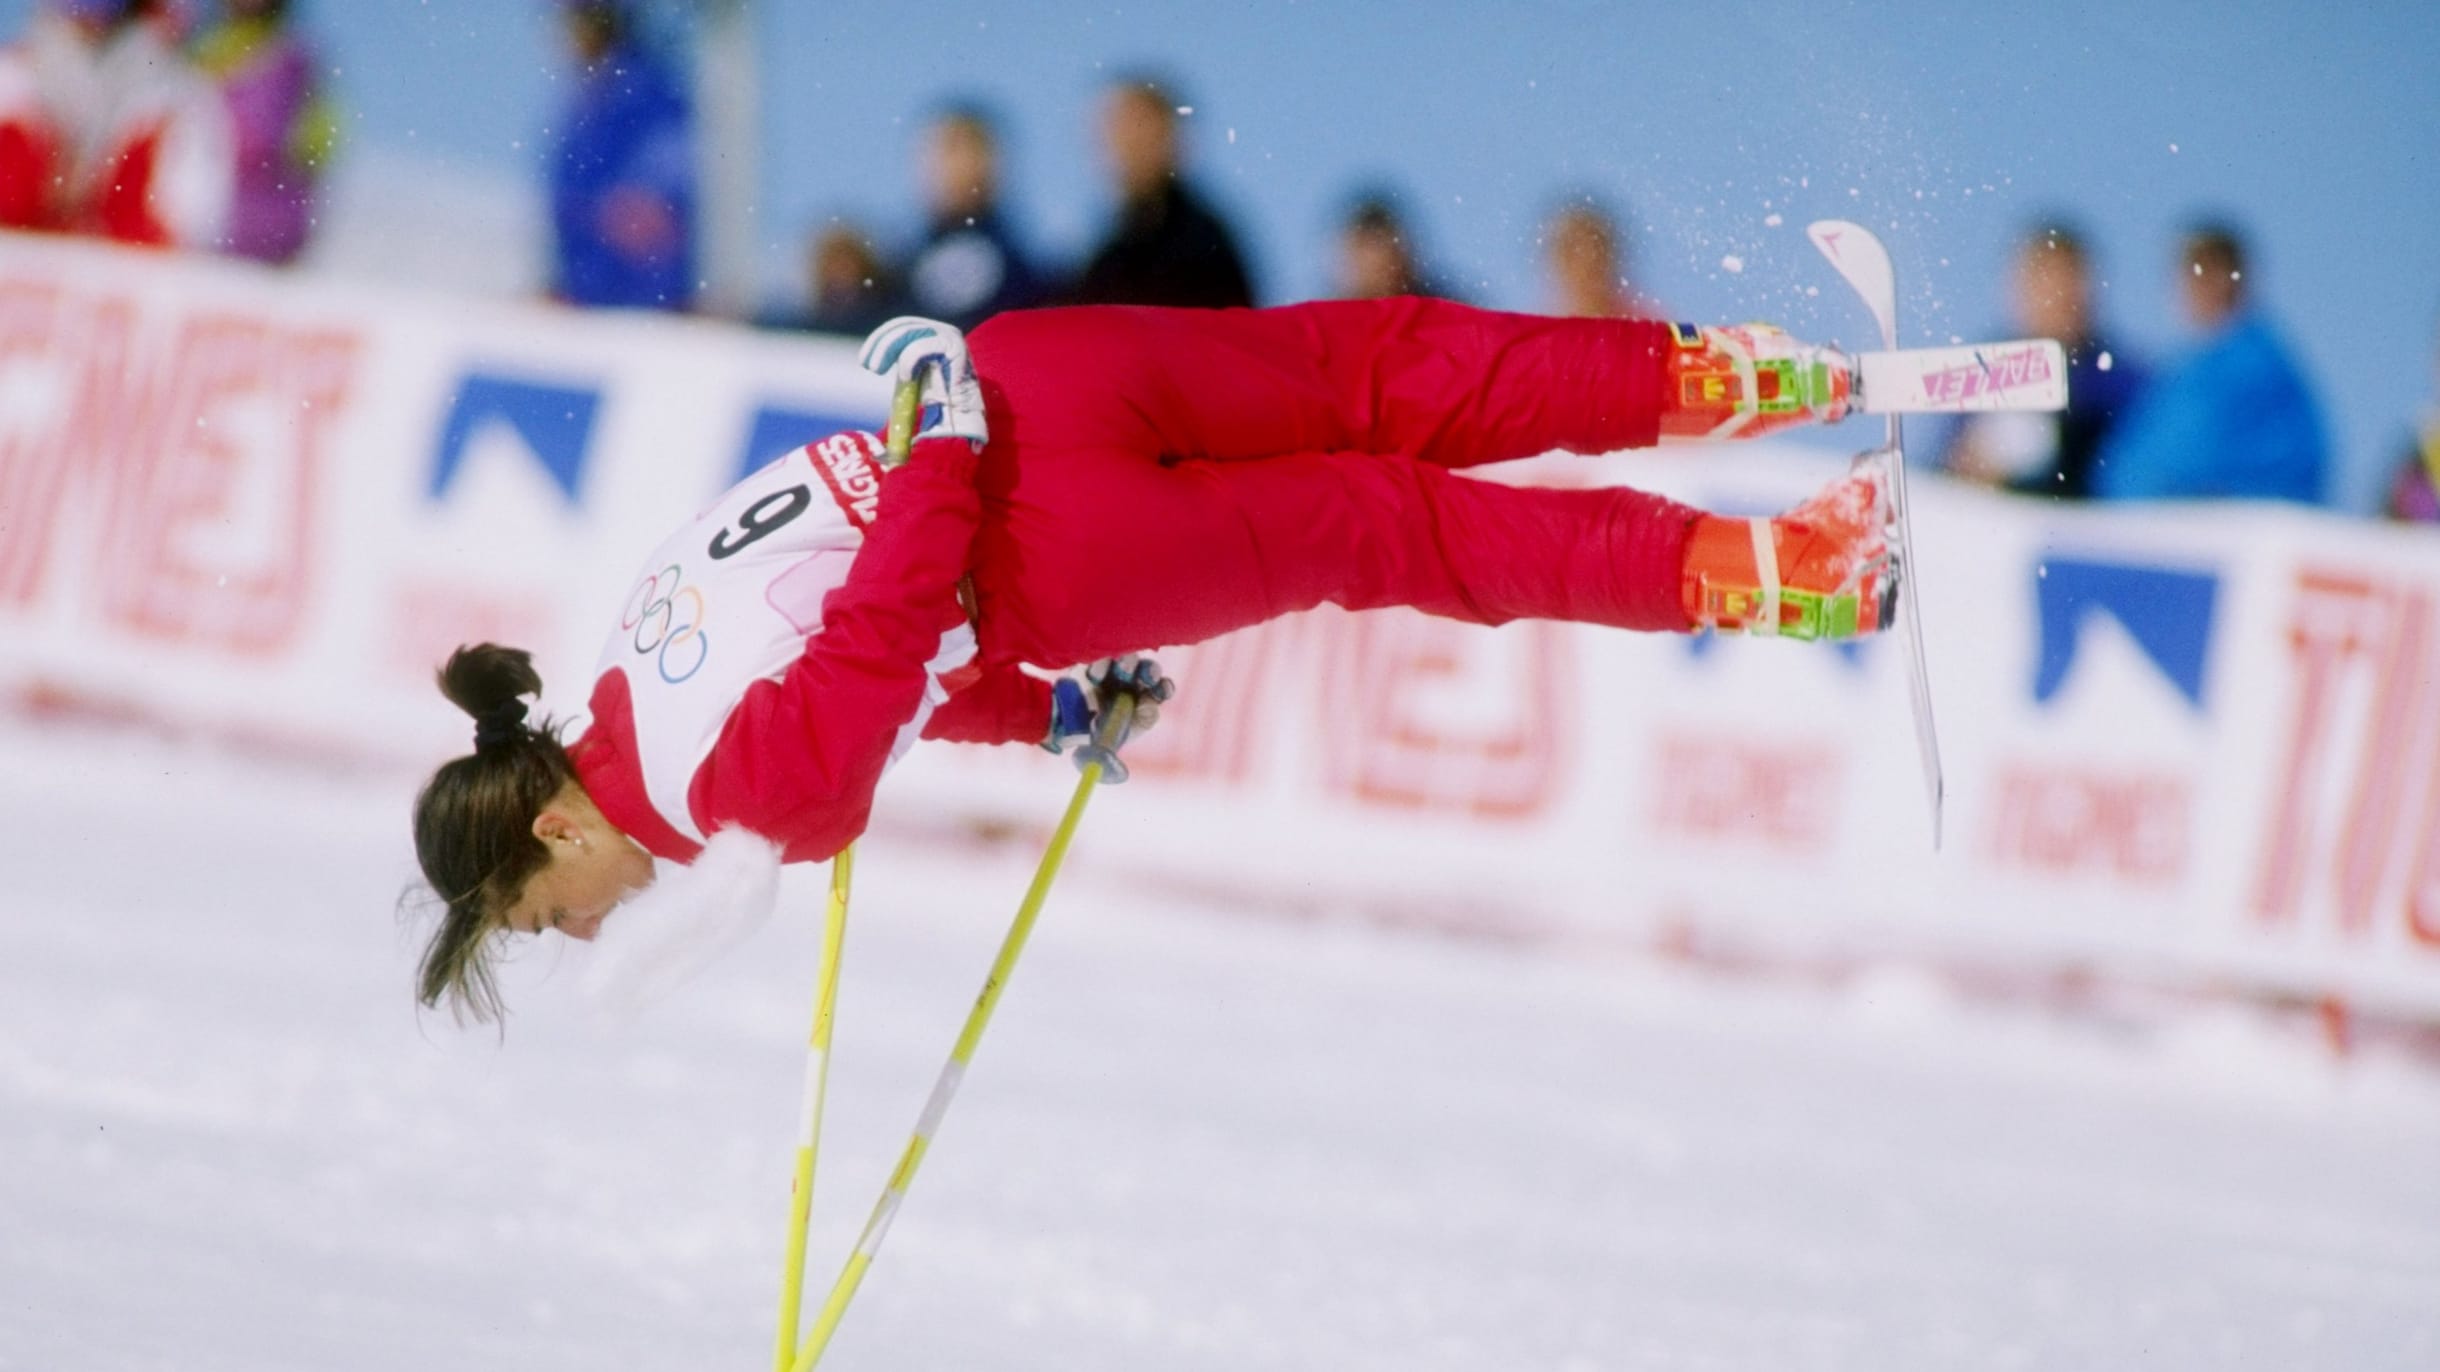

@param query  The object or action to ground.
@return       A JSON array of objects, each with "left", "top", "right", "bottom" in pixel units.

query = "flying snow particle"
[
  {"left": 1764, "top": 213, "right": 1783, "bottom": 227},
  {"left": 1720, "top": 255, "right": 1744, "bottom": 274},
  {"left": 1176, "top": 105, "right": 1194, "bottom": 116},
  {"left": 2098, "top": 351, "right": 2115, "bottom": 372},
  {"left": 2169, "top": 142, "right": 2180, "bottom": 153},
  {"left": 1227, "top": 127, "right": 1236, "bottom": 144}
]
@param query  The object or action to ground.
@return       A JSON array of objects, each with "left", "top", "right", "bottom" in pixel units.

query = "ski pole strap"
[{"left": 1068, "top": 692, "right": 1138, "bottom": 784}]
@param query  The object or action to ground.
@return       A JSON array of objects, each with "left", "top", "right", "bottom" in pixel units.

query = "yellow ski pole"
[
  {"left": 788, "top": 696, "right": 1136, "bottom": 1372},
  {"left": 772, "top": 848, "right": 854, "bottom": 1372},
  {"left": 772, "top": 374, "right": 923, "bottom": 1368}
]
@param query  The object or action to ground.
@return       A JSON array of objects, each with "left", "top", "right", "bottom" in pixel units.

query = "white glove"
[
  {"left": 1044, "top": 654, "right": 1175, "bottom": 755},
  {"left": 858, "top": 315, "right": 989, "bottom": 449}
]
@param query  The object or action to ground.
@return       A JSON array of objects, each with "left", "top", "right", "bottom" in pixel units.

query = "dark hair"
[
  {"left": 1342, "top": 188, "right": 1408, "bottom": 238},
  {"left": 2021, "top": 217, "right": 2090, "bottom": 264},
  {"left": 410, "top": 644, "right": 575, "bottom": 1022},
  {"left": 1546, "top": 194, "right": 1623, "bottom": 251},
  {"left": 1108, "top": 71, "right": 1182, "bottom": 121},
  {"left": 2182, "top": 219, "right": 2248, "bottom": 284},
  {"left": 929, "top": 99, "right": 1003, "bottom": 149},
  {"left": 565, "top": 0, "right": 631, "bottom": 50}
]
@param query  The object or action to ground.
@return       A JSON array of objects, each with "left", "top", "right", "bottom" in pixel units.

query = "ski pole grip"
[
  {"left": 882, "top": 374, "right": 924, "bottom": 468},
  {"left": 1069, "top": 692, "right": 1137, "bottom": 785}
]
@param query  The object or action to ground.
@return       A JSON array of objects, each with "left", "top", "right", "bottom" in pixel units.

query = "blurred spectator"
[
  {"left": 192, "top": 0, "right": 337, "bottom": 265},
  {"left": 548, "top": 0, "right": 694, "bottom": 310},
  {"left": 1332, "top": 188, "right": 1459, "bottom": 301},
  {"left": 900, "top": 103, "right": 1042, "bottom": 330},
  {"left": 2382, "top": 313, "right": 2440, "bottom": 522},
  {"left": 1937, "top": 221, "right": 2148, "bottom": 499},
  {"left": 2093, "top": 222, "right": 2329, "bottom": 504},
  {"left": 1071, "top": 75, "right": 1254, "bottom": 309},
  {"left": 761, "top": 221, "right": 902, "bottom": 337},
  {"left": 0, "top": 0, "right": 232, "bottom": 247},
  {"left": 1543, "top": 198, "right": 1659, "bottom": 318}
]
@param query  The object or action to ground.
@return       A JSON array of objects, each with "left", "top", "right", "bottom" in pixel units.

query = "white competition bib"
[{"left": 595, "top": 433, "right": 977, "bottom": 842}]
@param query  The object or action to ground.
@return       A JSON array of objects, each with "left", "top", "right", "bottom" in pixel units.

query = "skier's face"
[{"left": 497, "top": 791, "right": 655, "bottom": 941}]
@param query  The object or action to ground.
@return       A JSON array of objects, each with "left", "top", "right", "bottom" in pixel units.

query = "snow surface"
[{"left": 3, "top": 722, "right": 2437, "bottom": 1371}]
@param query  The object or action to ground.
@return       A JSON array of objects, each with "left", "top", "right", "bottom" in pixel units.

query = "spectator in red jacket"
[
  {"left": 0, "top": 0, "right": 232, "bottom": 247},
  {"left": 411, "top": 301, "right": 1892, "bottom": 1020}
]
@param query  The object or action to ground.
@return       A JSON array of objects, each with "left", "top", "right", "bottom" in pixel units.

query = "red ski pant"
[{"left": 964, "top": 296, "right": 1698, "bottom": 668}]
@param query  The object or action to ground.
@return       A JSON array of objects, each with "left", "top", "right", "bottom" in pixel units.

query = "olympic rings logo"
[{"left": 621, "top": 563, "right": 710, "bottom": 684}]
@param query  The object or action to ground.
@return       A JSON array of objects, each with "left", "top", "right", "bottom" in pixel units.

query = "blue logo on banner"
[
  {"left": 429, "top": 372, "right": 602, "bottom": 504},
  {"left": 2032, "top": 555, "right": 2220, "bottom": 710},
  {"left": 735, "top": 404, "right": 871, "bottom": 483}
]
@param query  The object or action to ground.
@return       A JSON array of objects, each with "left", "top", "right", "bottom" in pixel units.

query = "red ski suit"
[{"left": 571, "top": 298, "right": 1695, "bottom": 865}]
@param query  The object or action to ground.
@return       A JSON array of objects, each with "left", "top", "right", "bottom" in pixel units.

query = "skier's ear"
[{"left": 531, "top": 805, "right": 583, "bottom": 850}]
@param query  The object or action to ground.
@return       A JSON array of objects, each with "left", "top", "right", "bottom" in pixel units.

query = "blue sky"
[{"left": 12, "top": 0, "right": 2438, "bottom": 508}]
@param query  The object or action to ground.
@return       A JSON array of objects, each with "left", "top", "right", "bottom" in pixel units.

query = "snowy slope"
[{"left": 1, "top": 723, "right": 2435, "bottom": 1371}]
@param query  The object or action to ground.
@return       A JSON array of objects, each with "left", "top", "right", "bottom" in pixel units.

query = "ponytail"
[{"left": 410, "top": 644, "right": 575, "bottom": 1022}]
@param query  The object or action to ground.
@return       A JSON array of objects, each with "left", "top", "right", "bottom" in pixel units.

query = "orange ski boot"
[{"left": 1680, "top": 459, "right": 1900, "bottom": 642}]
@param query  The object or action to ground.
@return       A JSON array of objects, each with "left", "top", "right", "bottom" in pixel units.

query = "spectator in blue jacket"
[
  {"left": 2092, "top": 223, "right": 2328, "bottom": 504},
  {"left": 548, "top": 0, "right": 695, "bottom": 311},
  {"left": 900, "top": 104, "right": 1043, "bottom": 330}
]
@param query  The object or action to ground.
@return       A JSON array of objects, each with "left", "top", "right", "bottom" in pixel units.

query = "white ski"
[
  {"left": 1808, "top": 220, "right": 1946, "bottom": 849},
  {"left": 1855, "top": 339, "right": 2069, "bottom": 414}
]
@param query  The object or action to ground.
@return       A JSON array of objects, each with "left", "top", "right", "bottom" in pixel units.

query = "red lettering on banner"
[
  {"left": 2408, "top": 810, "right": 2440, "bottom": 950},
  {"left": 1325, "top": 614, "right": 1569, "bottom": 820},
  {"left": 2253, "top": 568, "right": 2440, "bottom": 951},
  {"left": 0, "top": 280, "right": 75, "bottom": 606},
  {"left": 0, "top": 274, "right": 359, "bottom": 656},
  {"left": 1118, "top": 610, "right": 1570, "bottom": 818},
  {"left": 1121, "top": 619, "right": 1307, "bottom": 787},
  {"left": 1649, "top": 733, "right": 1843, "bottom": 852},
  {"left": 1985, "top": 764, "right": 2190, "bottom": 885}
]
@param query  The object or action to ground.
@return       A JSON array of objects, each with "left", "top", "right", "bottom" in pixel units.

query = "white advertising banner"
[{"left": 5, "top": 235, "right": 2435, "bottom": 1017}]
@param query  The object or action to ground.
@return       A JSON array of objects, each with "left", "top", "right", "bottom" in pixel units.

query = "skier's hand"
[
  {"left": 859, "top": 316, "right": 989, "bottom": 449},
  {"left": 1043, "top": 655, "right": 1175, "bottom": 755}
]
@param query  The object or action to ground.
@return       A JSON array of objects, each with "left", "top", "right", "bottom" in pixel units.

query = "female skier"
[{"left": 412, "top": 297, "right": 1892, "bottom": 1019}]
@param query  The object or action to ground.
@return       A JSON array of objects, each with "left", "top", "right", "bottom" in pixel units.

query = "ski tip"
[{"left": 1806, "top": 219, "right": 1875, "bottom": 261}]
